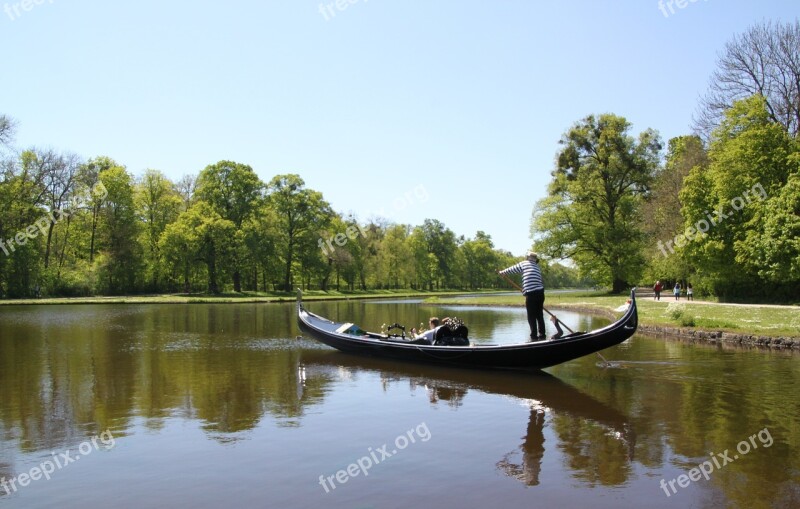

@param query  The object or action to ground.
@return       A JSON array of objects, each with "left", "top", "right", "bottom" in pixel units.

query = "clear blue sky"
[{"left": 2, "top": 1, "right": 796, "bottom": 255}]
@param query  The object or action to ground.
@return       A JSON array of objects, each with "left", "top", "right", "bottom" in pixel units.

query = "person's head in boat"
[
  {"left": 428, "top": 317, "right": 440, "bottom": 329},
  {"left": 526, "top": 251, "right": 539, "bottom": 263}
]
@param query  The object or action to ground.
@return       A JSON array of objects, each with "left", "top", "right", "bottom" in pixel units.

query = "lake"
[{"left": 0, "top": 299, "right": 798, "bottom": 508}]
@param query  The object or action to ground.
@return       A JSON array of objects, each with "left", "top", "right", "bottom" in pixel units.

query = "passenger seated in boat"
[
  {"left": 412, "top": 317, "right": 469, "bottom": 346},
  {"left": 411, "top": 317, "right": 443, "bottom": 342}
]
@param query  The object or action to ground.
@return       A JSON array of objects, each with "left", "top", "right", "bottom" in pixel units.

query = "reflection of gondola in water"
[{"left": 298, "top": 350, "right": 635, "bottom": 486}]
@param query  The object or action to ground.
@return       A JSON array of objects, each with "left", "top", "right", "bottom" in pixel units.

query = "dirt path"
[{"left": 640, "top": 293, "right": 800, "bottom": 310}]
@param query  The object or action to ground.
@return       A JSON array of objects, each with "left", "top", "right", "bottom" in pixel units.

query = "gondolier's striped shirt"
[{"left": 499, "top": 260, "right": 544, "bottom": 295}]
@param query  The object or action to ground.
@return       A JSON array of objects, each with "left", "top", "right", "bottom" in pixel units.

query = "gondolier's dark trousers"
[{"left": 525, "top": 289, "right": 546, "bottom": 339}]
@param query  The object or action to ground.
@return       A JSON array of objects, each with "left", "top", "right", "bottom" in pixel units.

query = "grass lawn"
[{"left": 427, "top": 291, "right": 800, "bottom": 338}]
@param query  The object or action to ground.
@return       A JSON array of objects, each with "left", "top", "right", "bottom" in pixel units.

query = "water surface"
[{"left": 0, "top": 300, "right": 797, "bottom": 508}]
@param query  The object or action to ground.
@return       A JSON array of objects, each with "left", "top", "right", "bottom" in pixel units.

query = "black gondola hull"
[{"left": 297, "top": 290, "right": 638, "bottom": 371}]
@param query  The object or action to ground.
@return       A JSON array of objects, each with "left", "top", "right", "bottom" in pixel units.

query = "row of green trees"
[
  {"left": 533, "top": 20, "right": 799, "bottom": 301},
  {"left": 0, "top": 131, "right": 589, "bottom": 297}
]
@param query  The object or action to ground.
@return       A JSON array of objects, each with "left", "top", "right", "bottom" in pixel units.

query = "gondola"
[{"left": 296, "top": 289, "right": 638, "bottom": 371}]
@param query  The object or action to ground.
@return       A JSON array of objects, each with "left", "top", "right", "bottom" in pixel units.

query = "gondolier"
[{"left": 498, "top": 252, "right": 546, "bottom": 340}]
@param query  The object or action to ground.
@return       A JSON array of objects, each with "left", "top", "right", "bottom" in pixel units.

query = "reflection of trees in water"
[
  {"left": 494, "top": 400, "right": 636, "bottom": 488},
  {"left": 0, "top": 306, "right": 327, "bottom": 450},
  {"left": 0, "top": 326, "right": 131, "bottom": 454},
  {"left": 551, "top": 413, "right": 633, "bottom": 486},
  {"left": 0, "top": 460, "right": 13, "bottom": 498},
  {"left": 336, "top": 368, "right": 470, "bottom": 408},
  {"left": 423, "top": 383, "right": 466, "bottom": 407}
]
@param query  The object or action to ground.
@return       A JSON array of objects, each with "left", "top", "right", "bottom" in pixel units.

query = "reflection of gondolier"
[{"left": 498, "top": 252, "right": 546, "bottom": 340}]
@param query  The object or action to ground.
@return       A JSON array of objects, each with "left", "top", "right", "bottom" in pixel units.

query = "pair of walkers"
[{"left": 671, "top": 282, "right": 694, "bottom": 300}]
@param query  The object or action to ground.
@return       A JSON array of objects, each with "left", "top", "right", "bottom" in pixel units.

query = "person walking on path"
[
  {"left": 498, "top": 252, "right": 546, "bottom": 340},
  {"left": 653, "top": 280, "right": 663, "bottom": 301},
  {"left": 686, "top": 284, "right": 693, "bottom": 301},
  {"left": 673, "top": 282, "right": 681, "bottom": 301}
]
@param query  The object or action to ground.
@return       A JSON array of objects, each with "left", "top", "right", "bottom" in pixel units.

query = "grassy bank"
[
  {"left": 0, "top": 289, "right": 505, "bottom": 306},
  {"left": 427, "top": 291, "right": 800, "bottom": 338}
]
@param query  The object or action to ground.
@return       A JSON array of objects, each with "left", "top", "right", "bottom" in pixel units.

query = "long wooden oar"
[{"left": 497, "top": 272, "right": 612, "bottom": 367}]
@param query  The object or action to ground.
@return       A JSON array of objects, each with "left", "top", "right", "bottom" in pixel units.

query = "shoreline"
[
  {"left": 635, "top": 324, "right": 799, "bottom": 350},
  {"left": 547, "top": 304, "right": 800, "bottom": 350},
  {"left": 0, "top": 290, "right": 504, "bottom": 306}
]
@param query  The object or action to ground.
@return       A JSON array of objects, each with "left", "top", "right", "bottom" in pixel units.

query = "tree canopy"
[
  {"left": 533, "top": 113, "right": 662, "bottom": 293},
  {"left": 0, "top": 137, "right": 537, "bottom": 296},
  {"left": 695, "top": 19, "right": 800, "bottom": 138}
]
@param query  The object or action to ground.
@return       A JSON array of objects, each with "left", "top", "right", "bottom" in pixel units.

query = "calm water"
[{"left": 0, "top": 300, "right": 798, "bottom": 509}]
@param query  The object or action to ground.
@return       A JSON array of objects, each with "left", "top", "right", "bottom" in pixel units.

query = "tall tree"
[
  {"left": 242, "top": 204, "right": 280, "bottom": 292},
  {"left": 37, "top": 150, "right": 82, "bottom": 268},
  {"left": 160, "top": 202, "right": 236, "bottom": 294},
  {"left": 375, "top": 223, "right": 414, "bottom": 289},
  {"left": 97, "top": 165, "right": 141, "bottom": 293},
  {"left": 80, "top": 157, "right": 118, "bottom": 263},
  {"left": 408, "top": 223, "right": 447, "bottom": 291},
  {"left": 317, "top": 214, "right": 350, "bottom": 291},
  {"left": 0, "top": 149, "right": 47, "bottom": 297},
  {"left": 643, "top": 135, "right": 708, "bottom": 283},
  {"left": 461, "top": 231, "right": 499, "bottom": 290},
  {"left": 737, "top": 172, "right": 800, "bottom": 287},
  {"left": 0, "top": 115, "right": 16, "bottom": 149},
  {"left": 195, "top": 161, "right": 263, "bottom": 292},
  {"left": 176, "top": 174, "right": 197, "bottom": 211},
  {"left": 681, "top": 95, "right": 798, "bottom": 299},
  {"left": 159, "top": 216, "right": 197, "bottom": 293},
  {"left": 533, "top": 114, "right": 662, "bottom": 293},
  {"left": 340, "top": 215, "right": 380, "bottom": 291},
  {"left": 266, "top": 174, "right": 332, "bottom": 291},
  {"left": 695, "top": 19, "right": 800, "bottom": 137},
  {"left": 417, "top": 219, "right": 457, "bottom": 289},
  {"left": 136, "top": 169, "right": 182, "bottom": 290}
]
